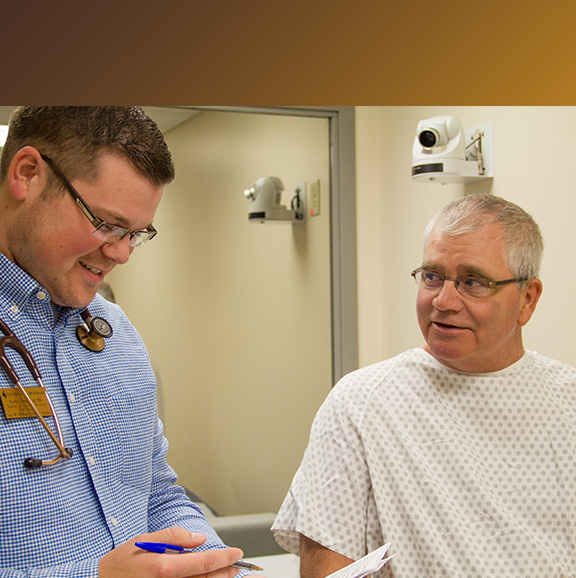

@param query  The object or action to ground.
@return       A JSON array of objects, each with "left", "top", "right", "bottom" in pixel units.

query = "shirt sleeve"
[
  {"left": 0, "top": 558, "right": 100, "bottom": 578},
  {"left": 272, "top": 381, "right": 374, "bottom": 561},
  {"left": 144, "top": 419, "right": 252, "bottom": 576},
  {"left": 145, "top": 416, "right": 228, "bottom": 550}
]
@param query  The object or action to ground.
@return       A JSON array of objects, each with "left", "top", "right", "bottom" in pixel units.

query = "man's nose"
[
  {"left": 432, "top": 278, "right": 463, "bottom": 311},
  {"left": 100, "top": 235, "right": 134, "bottom": 265}
]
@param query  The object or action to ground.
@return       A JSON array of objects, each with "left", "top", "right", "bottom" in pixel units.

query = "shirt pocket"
[{"left": 105, "top": 393, "right": 156, "bottom": 489}]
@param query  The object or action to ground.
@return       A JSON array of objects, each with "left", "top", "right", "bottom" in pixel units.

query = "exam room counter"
[{"left": 245, "top": 554, "right": 300, "bottom": 578}]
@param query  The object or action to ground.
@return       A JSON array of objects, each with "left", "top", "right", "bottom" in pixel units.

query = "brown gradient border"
[{"left": 1, "top": 0, "right": 575, "bottom": 103}]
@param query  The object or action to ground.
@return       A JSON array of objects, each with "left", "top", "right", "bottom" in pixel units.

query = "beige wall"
[
  {"left": 356, "top": 106, "right": 576, "bottom": 369},
  {"left": 108, "top": 110, "right": 333, "bottom": 515},
  {"left": 12, "top": 105, "right": 568, "bottom": 519}
]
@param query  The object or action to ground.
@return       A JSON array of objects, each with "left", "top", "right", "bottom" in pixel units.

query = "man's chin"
[{"left": 50, "top": 288, "right": 98, "bottom": 309}]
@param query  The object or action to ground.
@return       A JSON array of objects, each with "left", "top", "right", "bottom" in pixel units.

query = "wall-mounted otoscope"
[{"left": 76, "top": 309, "right": 113, "bottom": 353}]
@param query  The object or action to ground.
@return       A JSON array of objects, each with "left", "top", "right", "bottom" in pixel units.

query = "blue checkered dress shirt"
[{"left": 0, "top": 253, "right": 232, "bottom": 577}]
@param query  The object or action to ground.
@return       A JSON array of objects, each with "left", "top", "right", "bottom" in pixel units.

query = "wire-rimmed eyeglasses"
[
  {"left": 411, "top": 267, "right": 527, "bottom": 298},
  {"left": 40, "top": 153, "right": 157, "bottom": 248}
]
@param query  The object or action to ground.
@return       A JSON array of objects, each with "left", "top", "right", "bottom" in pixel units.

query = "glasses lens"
[
  {"left": 92, "top": 223, "right": 157, "bottom": 248},
  {"left": 129, "top": 229, "right": 157, "bottom": 248},
  {"left": 456, "top": 276, "right": 490, "bottom": 296},
  {"left": 414, "top": 270, "right": 492, "bottom": 297},
  {"left": 93, "top": 222, "right": 129, "bottom": 244},
  {"left": 416, "top": 270, "right": 444, "bottom": 289}
]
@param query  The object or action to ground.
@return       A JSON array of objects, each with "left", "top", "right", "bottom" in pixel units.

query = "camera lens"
[{"left": 419, "top": 129, "right": 438, "bottom": 148}]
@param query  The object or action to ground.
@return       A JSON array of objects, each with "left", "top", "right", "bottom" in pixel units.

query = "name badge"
[{"left": 0, "top": 387, "right": 53, "bottom": 419}]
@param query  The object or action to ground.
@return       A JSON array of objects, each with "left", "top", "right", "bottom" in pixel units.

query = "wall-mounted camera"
[
  {"left": 243, "top": 176, "right": 306, "bottom": 223},
  {"left": 412, "top": 115, "right": 494, "bottom": 184}
]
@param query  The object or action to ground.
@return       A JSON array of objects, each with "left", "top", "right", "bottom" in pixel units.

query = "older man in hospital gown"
[{"left": 273, "top": 193, "right": 576, "bottom": 578}]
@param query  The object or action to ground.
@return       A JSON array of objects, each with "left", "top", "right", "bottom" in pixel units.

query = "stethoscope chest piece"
[{"left": 76, "top": 309, "right": 113, "bottom": 353}]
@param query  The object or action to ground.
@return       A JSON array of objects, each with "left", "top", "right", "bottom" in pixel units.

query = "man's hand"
[{"left": 99, "top": 527, "right": 245, "bottom": 578}]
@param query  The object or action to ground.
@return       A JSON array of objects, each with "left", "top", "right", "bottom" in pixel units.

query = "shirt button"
[
  {"left": 36, "top": 291, "right": 46, "bottom": 300},
  {"left": 69, "top": 393, "right": 76, "bottom": 403},
  {"left": 10, "top": 304, "right": 18, "bottom": 314},
  {"left": 111, "top": 517, "right": 119, "bottom": 527},
  {"left": 88, "top": 456, "right": 96, "bottom": 466}
]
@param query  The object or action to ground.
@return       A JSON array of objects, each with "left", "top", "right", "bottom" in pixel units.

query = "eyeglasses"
[
  {"left": 40, "top": 154, "right": 157, "bottom": 248},
  {"left": 411, "top": 267, "right": 527, "bottom": 298}
]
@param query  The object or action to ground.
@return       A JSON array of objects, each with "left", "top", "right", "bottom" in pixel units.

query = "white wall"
[
  {"left": 355, "top": 106, "right": 576, "bottom": 369},
  {"left": 108, "top": 110, "right": 333, "bottom": 515}
]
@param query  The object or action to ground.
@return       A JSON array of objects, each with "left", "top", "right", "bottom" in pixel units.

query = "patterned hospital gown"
[{"left": 273, "top": 348, "right": 576, "bottom": 577}]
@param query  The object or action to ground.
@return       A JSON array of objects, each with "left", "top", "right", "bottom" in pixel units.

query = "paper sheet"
[{"left": 325, "top": 543, "right": 394, "bottom": 578}]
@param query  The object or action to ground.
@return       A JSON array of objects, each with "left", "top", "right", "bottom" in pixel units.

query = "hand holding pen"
[
  {"left": 135, "top": 542, "right": 263, "bottom": 571},
  {"left": 99, "top": 527, "right": 263, "bottom": 578}
]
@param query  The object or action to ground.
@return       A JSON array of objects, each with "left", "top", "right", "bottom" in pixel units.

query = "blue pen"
[{"left": 134, "top": 542, "right": 263, "bottom": 571}]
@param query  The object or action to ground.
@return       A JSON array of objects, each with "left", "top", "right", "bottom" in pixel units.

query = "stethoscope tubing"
[{"left": 0, "top": 308, "right": 112, "bottom": 468}]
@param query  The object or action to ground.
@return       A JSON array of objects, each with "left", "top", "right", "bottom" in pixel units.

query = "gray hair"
[{"left": 423, "top": 194, "right": 544, "bottom": 282}]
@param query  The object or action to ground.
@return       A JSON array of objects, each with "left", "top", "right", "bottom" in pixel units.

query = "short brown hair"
[{"left": 0, "top": 106, "right": 175, "bottom": 187}]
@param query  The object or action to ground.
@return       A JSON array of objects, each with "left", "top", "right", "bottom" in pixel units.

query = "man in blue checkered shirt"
[{"left": 0, "top": 107, "right": 247, "bottom": 578}]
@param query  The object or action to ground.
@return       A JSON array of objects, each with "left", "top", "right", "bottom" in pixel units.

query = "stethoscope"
[
  {"left": 0, "top": 309, "right": 113, "bottom": 469},
  {"left": 76, "top": 308, "right": 113, "bottom": 353}
]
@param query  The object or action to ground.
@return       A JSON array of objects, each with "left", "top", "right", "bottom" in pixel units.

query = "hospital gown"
[{"left": 273, "top": 348, "right": 576, "bottom": 577}]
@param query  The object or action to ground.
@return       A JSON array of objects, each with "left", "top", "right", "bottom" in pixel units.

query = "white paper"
[{"left": 325, "top": 543, "right": 394, "bottom": 578}]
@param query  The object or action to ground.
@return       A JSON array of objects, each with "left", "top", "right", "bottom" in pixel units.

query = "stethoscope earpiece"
[
  {"left": 24, "top": 457, "right": 43, "bottom": 469},
  {"left": 24, "top": 447, "right": 73, "bottom": 469},
  {"left": 76, "top": 309, "right": 113, "bottom": 353}
]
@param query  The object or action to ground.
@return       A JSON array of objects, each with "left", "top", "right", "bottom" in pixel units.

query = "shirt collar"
[{"left": 0, "top": 251, "right": 78, "bottom": 322}]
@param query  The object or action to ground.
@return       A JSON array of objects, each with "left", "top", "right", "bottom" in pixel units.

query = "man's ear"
[
  {"left": 518, "top": 278, "right": 543, "bottom": 327},
  {"left": 7, "top": 146, "right": 46, "bottom": 201}
]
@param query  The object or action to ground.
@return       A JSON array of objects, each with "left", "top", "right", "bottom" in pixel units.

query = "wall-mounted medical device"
[
  {"left": 412, "top": 115, "right": 494, "bottom": 184},
  {"left": 243, "top": 176, "right": 306, "bottom": 223}
]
